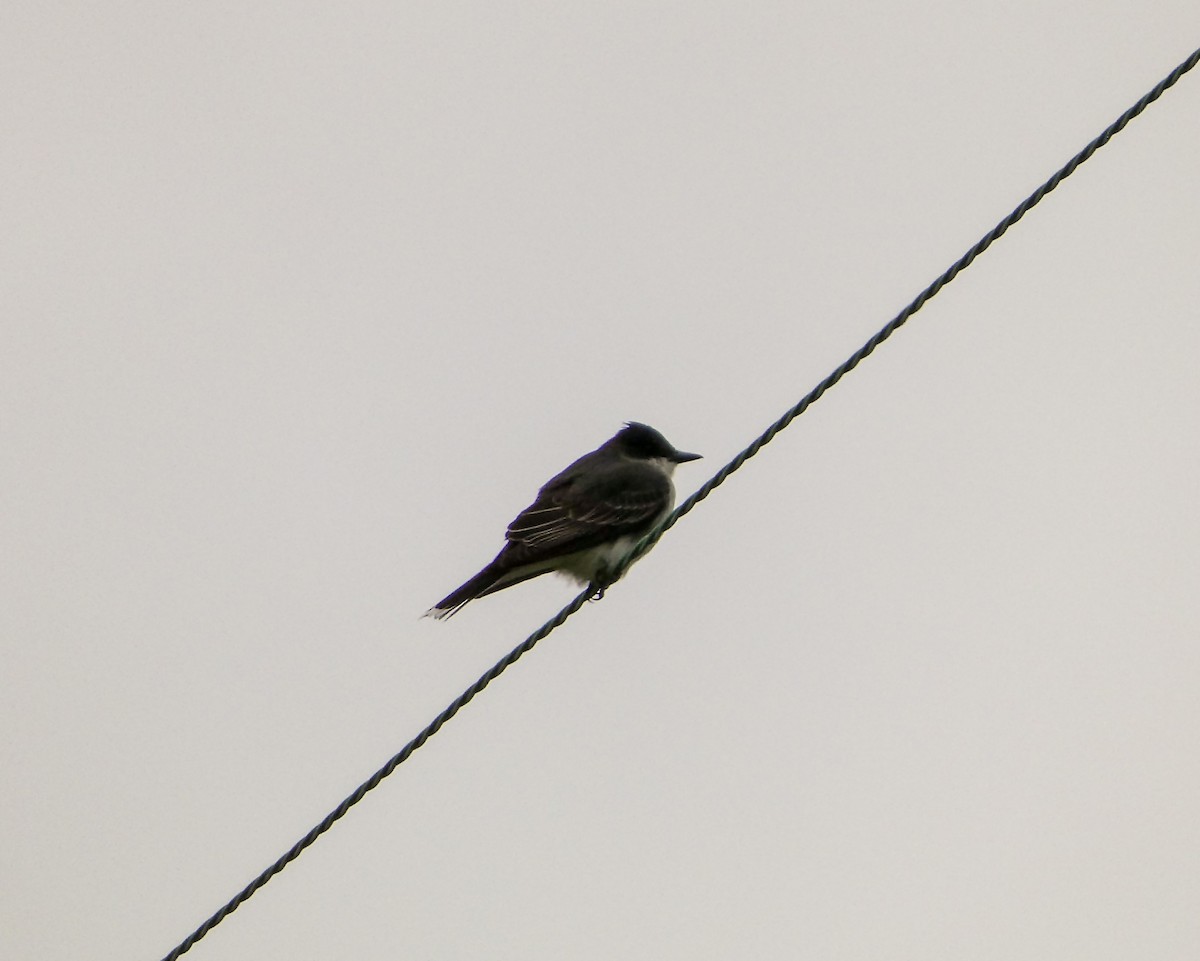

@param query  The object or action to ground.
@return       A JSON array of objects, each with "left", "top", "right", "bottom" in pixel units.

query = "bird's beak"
[{"left": 672, "top": 450, "right": 702, "bottom": 463}]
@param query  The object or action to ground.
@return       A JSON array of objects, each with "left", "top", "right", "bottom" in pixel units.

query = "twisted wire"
[
  {"left": 615, "top": 43, "right": 1200, "bottom": 572},
  {"left": 159, "top": 43, "right": 1200, "bottom": 961},
  {"left": 161, "top": 587, "right": 595, "bottom": 961}
]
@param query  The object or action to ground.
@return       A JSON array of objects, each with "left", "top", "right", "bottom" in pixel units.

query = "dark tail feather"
[
  {"left": 424, "top": 562, "right": 504, "bottom": 620},
  {"left": 425, "top": 557, "right": 560, "bottom": 620}
]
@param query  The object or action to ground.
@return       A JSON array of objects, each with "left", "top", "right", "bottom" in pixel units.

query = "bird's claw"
[{"left": 587, "top": 568, "right": 615, "bottom": 602}]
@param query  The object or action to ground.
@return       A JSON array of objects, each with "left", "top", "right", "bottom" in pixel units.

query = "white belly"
[{"left": 554, "top": 499, "right": 674, "bottom": 585}]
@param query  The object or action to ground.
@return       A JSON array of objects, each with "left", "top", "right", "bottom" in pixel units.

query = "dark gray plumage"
[{"left": 425, "top": 423, "right": 701, "bottom": 619}]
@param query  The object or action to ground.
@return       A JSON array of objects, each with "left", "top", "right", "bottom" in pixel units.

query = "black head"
[{"left": 614, "top": 422, "right": 702, "bottom": 463}]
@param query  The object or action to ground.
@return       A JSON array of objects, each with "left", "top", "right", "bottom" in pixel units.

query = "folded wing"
[{"left": 501, "top": 463, "right": 671, "bottom": 566}]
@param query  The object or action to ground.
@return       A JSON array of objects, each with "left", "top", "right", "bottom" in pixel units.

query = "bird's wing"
[{"left": 502, "top": 462, "right": 671, "bottom": 562}]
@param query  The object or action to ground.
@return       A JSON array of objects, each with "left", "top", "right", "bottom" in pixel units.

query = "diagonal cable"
[
  {"left": 159, "top": 43, "right": 1200, "bottom": 961},
  {"left": 615, "top": 43, "right": 1200, "bottom": 571}
]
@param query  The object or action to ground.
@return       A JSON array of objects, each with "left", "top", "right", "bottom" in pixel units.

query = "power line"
[
  {"left": 627, "top": 43, "right": 1200, "bottom": 564},
  {"left": 159, "top": 43, "right": 1200, "bottom": 961}
]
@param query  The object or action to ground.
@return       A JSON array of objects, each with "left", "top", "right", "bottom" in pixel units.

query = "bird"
[{"left": 424, "top": 422, "right": 702, "bottom": 619}]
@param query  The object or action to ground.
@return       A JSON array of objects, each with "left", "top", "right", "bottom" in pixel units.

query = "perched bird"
[{"left": 425, "top": 422, "right": 701, "bottom": 619}]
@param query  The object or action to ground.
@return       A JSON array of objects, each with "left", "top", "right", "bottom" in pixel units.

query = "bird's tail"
[{"left": 423, "top": 562, "right": 504, "bottom": 620}]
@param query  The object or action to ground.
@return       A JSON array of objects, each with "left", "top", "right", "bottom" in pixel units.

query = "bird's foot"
[{"left": 587, "top": 567, "right": 616, "bottom": 602}]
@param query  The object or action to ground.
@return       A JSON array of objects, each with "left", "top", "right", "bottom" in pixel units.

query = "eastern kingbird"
[{"left": 425, "top": 422, "right": 702, "bottom": 619}]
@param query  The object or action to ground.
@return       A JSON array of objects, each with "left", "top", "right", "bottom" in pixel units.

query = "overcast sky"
[{"left": 4, "top": 3, "right": 1199, "bottom": 960}]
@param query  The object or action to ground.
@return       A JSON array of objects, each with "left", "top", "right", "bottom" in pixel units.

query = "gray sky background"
[{"left": 4, "top": 3, "right": 1199, "bottom": 959}]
